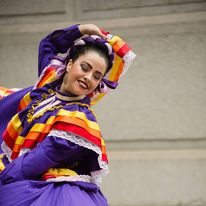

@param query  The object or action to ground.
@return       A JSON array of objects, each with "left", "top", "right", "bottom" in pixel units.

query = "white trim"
[
  {"left": 46, "top": 175, "right": 93, "bottom": 184},
  {"left": 122, "top": 50, "right": 136, "bottom": 75},
  {"left": 1, "top": 141, "right": 12, "bottom": 162},
  {"left": 19, "top": 148, "right": 31, "bottom": 156}
]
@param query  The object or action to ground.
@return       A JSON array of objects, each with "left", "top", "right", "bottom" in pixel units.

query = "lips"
[{"left": 78, "top": 80, "right": 89, "bottom": 89}]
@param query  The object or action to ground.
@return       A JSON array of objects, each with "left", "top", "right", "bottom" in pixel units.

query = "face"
[{"left": 60, "top": 51, "right": 107, "bottom": 96}]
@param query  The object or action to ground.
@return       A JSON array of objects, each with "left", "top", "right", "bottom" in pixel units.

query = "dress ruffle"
[{"left": 0, "top": 180, "right": 109, "bottom": 206}]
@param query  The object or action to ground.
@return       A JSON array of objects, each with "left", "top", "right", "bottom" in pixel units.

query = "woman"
[{"left": 0, "top": 24, "right": 135, "bottom": 205}]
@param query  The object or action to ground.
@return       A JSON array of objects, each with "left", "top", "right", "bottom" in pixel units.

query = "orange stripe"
[
  {"left": 41, "top": 71, "right": 55, "bottom": 84},
  {"left": 42, "top": 124, "right": 53, "bottom": 133},
  {"left": 25, "top": 131, "right": 43, "bottom": 140},
  {"left": 13, "top": 144, "right": 21, "bottom": 153},
  {"left": 11, "top": 132, "right": 42, "bottom": 155},
  {"left": 19, "top": 99, "right": 27, "bottom": 110},
  {"left": 54, "top": 116, "right": 101, "bottom": 138},
  {"left": 102, "top": 145, "right": 106, "bottom": 154},
  {"left": 37, "top": 70, "right": 56, "bottom": 88},
  {"left": 112, "top": 40, "right": 125, "bottom": 53},
  {"left": 19, "top": 93, "right": 31, "bottom": 110},
  {"left": 29, "top": 122, "right": 53, "bottom": 134},
  {"left": 7, "top": 122, "right": 19, "bottom": 139},
  {"left": 113, "top": 60, "right": 124, "bottom": 82},
  {"left": 38, "top": 69, "right": 53, "bottom": 86},
  {"left": 0, "top": 87, "right": 9, "bottom": 92},
  {"left": 57, "top": 109, "right": 100, "bottom": 131}
]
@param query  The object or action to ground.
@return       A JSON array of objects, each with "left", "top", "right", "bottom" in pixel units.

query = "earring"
[{"left": 98, "top": 81, "right": 108, "bottom": 93}]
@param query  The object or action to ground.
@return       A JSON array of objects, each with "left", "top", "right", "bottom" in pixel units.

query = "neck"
[
  {"left": 60, "top": 84, "right": 77, "bottom": 97},
  {"left": 57, "top": 84, "right": 86, "bottom": 102}
]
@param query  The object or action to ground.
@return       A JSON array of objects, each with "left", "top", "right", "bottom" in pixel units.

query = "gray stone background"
[{"left": 0, "top": 0, "right": 206, "bottom": 205}]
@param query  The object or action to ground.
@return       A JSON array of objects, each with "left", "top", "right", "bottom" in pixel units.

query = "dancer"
[{"left": 0, "top": 24, "right": 135, "bottom": 205}]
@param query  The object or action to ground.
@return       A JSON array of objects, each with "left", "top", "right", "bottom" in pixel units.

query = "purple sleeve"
[
  {"left": 0, "top": 136, "right": 89, "bottom": 185},
  {"left": 38, "top": 24, "right": 82, "bottom": 76}
]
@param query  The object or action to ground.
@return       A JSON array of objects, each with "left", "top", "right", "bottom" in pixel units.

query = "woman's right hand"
[{"left": 79, "top": 24, "right": 107, "bottom": 39}]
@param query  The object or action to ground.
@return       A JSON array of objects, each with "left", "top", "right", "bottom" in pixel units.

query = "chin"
[{"left": 76, "top": 88, "right": 91, "bottom": 96}]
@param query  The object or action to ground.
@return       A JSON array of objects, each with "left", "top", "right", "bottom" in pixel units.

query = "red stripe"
[
  {"left": 117, "top": 44, "right": 130, "bottom": 57},
  {"left": 38, "top": 133, "right": 47, "bottom": 143},
  {"left": 42, "top": 174, "right": 56, "bottom": 181},
  {"left": 11, "top": 152, "right": 19, "bottom": 160},
  {"left": 22, "top": 139, "right": 38, "bottom": 148},
  {"left": 100, "top": 29, "right": 109, "bottom": 35},
  {"left": 2, "top": 130, "right": 14, "bottom": 149},
  {"left": 54, "top": 123, "right": 102, "bottom": 147},
  {"left": 102, "top": 153, "right": 108, "bottom": 163}
]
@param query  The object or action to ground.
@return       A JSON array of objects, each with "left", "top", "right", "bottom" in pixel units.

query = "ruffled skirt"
[{"left": 0, "top": 180, "right": 109, "bottom": 206}]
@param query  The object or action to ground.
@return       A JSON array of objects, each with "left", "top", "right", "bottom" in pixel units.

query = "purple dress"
[{"left": 0, "top": 25, "right": 109, "bottom": 206}]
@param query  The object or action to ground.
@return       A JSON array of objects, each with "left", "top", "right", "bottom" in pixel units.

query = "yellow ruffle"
[
  {"left": 0, "top": 154, "right": 5, "bottom": 172},
  {"left": 43, "top": 168, "right": 78, "bottom": 177}
]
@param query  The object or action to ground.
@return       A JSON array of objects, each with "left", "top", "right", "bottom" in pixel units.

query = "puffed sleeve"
[
  {"left": 0, "top": 136, "right": 91, "bottom": 185},
  {"left": 38, "top": 24, "right": 82, "bottom": 76}
]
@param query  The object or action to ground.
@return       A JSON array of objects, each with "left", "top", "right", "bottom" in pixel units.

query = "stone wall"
[{"left": 0, "top": 1, "right": 206, "bottom": 205}]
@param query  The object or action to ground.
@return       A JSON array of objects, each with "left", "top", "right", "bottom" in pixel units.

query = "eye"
[
  {"left": 94, "top": 73, "right": 102, "bottom": 81},
  {"left": 81, "top": 63, "right": 89, "bottom": 72}
]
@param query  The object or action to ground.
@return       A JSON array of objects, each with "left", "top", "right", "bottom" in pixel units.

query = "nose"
[{"left": 84, "top": 71, "right": 93, "bottom": 82}]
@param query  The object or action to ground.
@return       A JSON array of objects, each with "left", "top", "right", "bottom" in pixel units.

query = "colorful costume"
[{"left": 0, "top": 25, "right": 135, "bottom": 206}]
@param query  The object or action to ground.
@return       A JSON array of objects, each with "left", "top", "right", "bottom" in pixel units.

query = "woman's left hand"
[{"left": 79, "top": 24, "right": 107, "bottom": 39}]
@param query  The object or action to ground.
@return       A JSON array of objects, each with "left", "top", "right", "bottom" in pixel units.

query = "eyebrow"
[
  {"left": 82, "top": 61, "right": 103, "bottom": 77},
  {"left": 82, "top": 61, "right": 92, "bottom": 69}
]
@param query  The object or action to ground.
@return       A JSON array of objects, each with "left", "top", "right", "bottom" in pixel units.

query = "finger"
[
  {"left": 98, "top": 32, "right": 108, "bottom": 39},
  {"left": 99, "top": 28, "right": 109, "bottom": 39},
  {"left": 95, "top": 30, "right": 107, "bottom": 39}
]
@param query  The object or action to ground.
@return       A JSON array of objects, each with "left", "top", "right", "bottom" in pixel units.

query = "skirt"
[{"left": 0, "top": 180, "right": 109, "bottom": 206}]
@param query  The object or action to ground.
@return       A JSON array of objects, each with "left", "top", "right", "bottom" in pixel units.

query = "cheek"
[
  {"left": 63, "top": 72, "right": 70, "bottom": 84},
  {"left": 90, "top": 80, "right": 101, "bottom": 92}
]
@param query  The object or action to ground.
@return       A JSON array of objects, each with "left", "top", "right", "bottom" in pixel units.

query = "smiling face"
[{"left": 60, "top": 51, "right": 107, "bottom": 96}]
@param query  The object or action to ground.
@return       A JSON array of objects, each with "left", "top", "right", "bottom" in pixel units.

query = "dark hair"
[{"left": 65, "top": 36, "right": 114, "bottom": 74}]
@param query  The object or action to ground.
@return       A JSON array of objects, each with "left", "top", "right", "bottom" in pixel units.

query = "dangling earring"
[{"left": 98, "top": 81, "right": 108, "bottom": 93}]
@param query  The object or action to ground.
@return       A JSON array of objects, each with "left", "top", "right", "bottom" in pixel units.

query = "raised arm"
[
  {"left": 38, "top": 24, "right": 106, "bottom": 76},
  {"left": 38, "top": 24, "right": 82, "bottom": 76}
]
